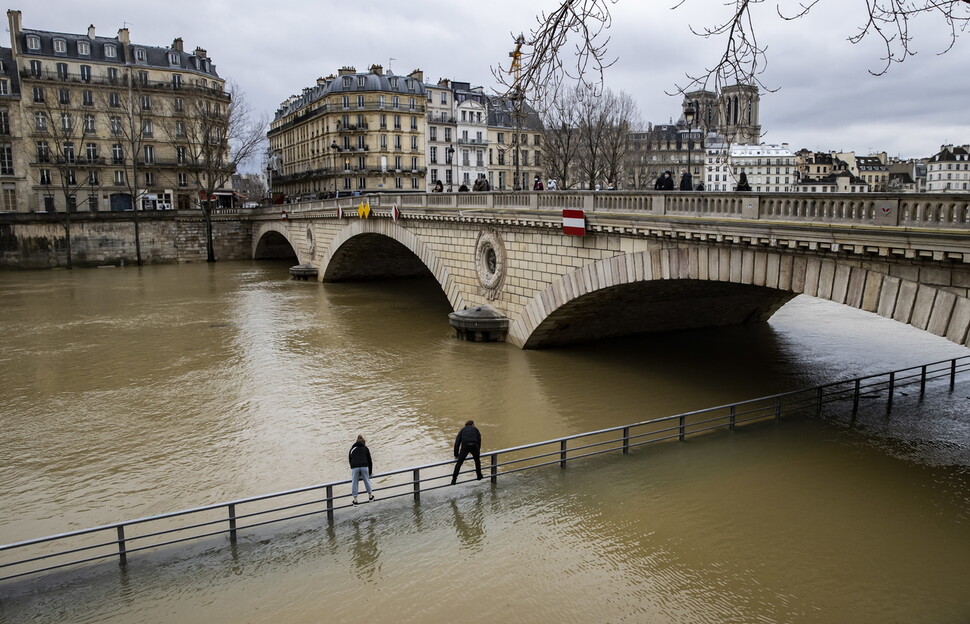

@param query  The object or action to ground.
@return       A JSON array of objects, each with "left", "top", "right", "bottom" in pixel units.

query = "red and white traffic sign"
[{"left": 562, "top": 209, "right": 585, "bottom": 236}]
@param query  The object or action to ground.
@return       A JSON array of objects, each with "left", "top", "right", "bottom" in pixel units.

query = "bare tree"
[
  {"left": 599, "top": 90, "right": 640, "bottom": 188},
  {"left": 164, "top": 81, "right": 265, "bottom": 262},
  {"left": 504, "top": 0, "right": 970, "bottom": 99},
  {"left": 542, "top": 88, "right": 584, "bottom": 189},
  {"left": 25, "top": 86, "right": 100, "bottom": 269}
]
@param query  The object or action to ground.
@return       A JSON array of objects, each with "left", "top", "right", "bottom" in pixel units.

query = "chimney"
[
  {"left": 117, "top": 27, "right": 129, "bottom": 46},
  {"left": 194, "top": 46, "right": 207, "bottom": 59},
  {"left": 7, "top": 10, "right": 22, "bottom": 50},
  {"left": 408, "top": 69, "right": 424, "bottom": 82},
  {"left": 88, "top": 24, "right": 96, "bottom": 39},
  {"left": 370, "top": 64, "right": 383, "bottom": 76},
  {"left": 172, "top": 37, "right": 183, "bottom": 52},
  {"left": 338, "top": 66, "right": 356, "bottom": 76}
]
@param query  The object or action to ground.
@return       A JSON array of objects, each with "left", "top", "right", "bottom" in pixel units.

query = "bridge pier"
[{"left": 448, "top": 306, "right": 509, "bottom": 342}]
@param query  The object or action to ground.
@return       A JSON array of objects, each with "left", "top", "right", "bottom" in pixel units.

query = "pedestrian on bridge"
[
  {"left": 679, "top": 170, "right": 693, "bottom": 191},
  {"left": 349, "top": 435, "right": 375, "bottom": 505},
  {"left": 451, "top": 420, "right": 483, "bottom": 484}
]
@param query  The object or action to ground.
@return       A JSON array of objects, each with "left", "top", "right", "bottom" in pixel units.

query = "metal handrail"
[{"left": 2, "top": 355, "right": 967, "bottom": 583}]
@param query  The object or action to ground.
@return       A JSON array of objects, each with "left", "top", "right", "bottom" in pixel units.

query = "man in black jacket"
[
  {"left": 349, "top": 435, "right": 375, "bottom": 504},
  {"left": 451, "top": 420, "right": 483, "bottom": 484}
]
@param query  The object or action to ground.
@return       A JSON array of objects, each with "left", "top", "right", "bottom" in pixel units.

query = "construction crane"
[
  {"left": 509, "top": 34, "right": 525, "bottom": 78},
  {"left": 508, "top": 34, "right": 527, "bottom": 190}
]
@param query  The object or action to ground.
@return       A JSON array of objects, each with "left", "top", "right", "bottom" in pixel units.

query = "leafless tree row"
[{"left": 542, "top": 85, "right": 640, "bottom": 189}]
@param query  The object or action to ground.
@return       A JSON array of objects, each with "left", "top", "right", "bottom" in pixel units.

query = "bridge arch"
[
  {"left": 252, "top": 222, "right": 300, "bottom": 262},
  {"left": 510, "top": 246, "right": 970, "bottom": 349},
  {"left": 320, "top": 219, "right": 466, "bottom": 312}
]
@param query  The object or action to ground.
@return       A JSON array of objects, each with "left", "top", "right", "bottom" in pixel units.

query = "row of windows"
[
  {"left": 37, "top": 168, "right": 189, "bottom": 188},
  {"left": 428, "top": 128, "right": 541, "bottom": 146},
  {"left": 32, "top": 111, "right": 190, "bottom": 139},
  {"left": 341, "top": 74, "right": 416, "bottom": 92},
  {"left": 337, "top": 113, "right": 419, "bottom": 131},
  {"left": 427, "top": 146, "right": 540, "bottom": 167},
  {"left": 338, "top": 94, "right": 419, "bottom": 110},
  {"left": 25, "top": 34, "right": 199, "bottom": 70},
  {"left": 34, "top": 140, "right": 188, "bottom": 165},
  {"left": 31, "top": 86, "right": 195, "bottom": 116},
  {"left": 27, "top": 60, "right": 206, "bottom": 90}
]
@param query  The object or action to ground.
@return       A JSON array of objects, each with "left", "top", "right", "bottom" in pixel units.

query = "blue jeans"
[{"left": 351, "top": 467, "right": 372, "bottom": 498}]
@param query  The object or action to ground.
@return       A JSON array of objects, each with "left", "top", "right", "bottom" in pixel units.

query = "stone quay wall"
[{"left": 0, "top": 211, "right": 254, "bottom": 268}]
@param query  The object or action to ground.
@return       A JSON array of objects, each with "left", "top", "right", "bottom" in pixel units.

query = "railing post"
[
  {"left": 920, "top": 365, "right": 927, "bottom": 396},
  {"left": 490, "top": 454, "right": 498, "bottom": 484},
  {"left": 412, "top": 468, "right": 421, "bottom": 502},
  {"left": 228, "top": 503, "right": 237, "bottom": 543},
  {"left": 951, "top": 358, "right": 957, "bottom": 390},
  {"left": 853, "top": 379, "right": 861, "bottom": 414},
  {"left": 622, "top": 427, "right": 630, "bottom": 454},
  {"left": 560, "top": 440, "right": 568, "bottom": 468},
  {"left": 326, "top": 485, "right": 334, "bottom": 523},
  {"left": 888, "top": 372, "right": 895, "bottom": 409},
  {"left": 817, "top": 387, "right": 823, "bottom": 417},
  {"left": 775, "top": 396, "right": 782, "bottom": 420},
  {"left": 678, "top": 415, "right": 686, "bottom": 441},
  {"left": 116, "top": 525, "right": 127, "bottom": 567},
  {"left": 729, "top": 406, "right": 736, "bottom": 431}
]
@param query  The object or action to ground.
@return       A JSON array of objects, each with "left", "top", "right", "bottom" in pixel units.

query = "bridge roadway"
[{"left": 251, "top": 191, "right": 970, "bottom": 349}]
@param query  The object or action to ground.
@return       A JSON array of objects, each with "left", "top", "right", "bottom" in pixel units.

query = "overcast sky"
[{"left": 18, "top": 0, "right": 970, "bottom": 160}]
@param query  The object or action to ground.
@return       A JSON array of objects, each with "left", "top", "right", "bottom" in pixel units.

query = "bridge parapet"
[
  {"left": 261, "top": 191, "right": 970, "bottom": 229},
  {"left": 257, "top": 191, "right": 970, "bottom": 264}
]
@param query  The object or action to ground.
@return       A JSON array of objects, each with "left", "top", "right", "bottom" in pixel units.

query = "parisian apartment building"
[
  {"left": 705, "top": 142, "right": 798, "bottom": 193},
  {"left": 926, "top": 145, "right": 970, "bottom": 193},
  {"left": 1, "top": 10, "right": 233, "bottom": 213},
  {"left": 268, "top": 65, "right": 544, "bottom": 199}
]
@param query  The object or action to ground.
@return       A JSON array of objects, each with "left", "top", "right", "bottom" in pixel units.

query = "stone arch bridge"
[{"left": 251, "top": 192, "right": 970, "bottom": 349}]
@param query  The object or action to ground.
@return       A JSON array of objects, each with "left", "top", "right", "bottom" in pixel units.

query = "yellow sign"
[{"left": 357, "top": 201, "right": 371, "bottom": 219}]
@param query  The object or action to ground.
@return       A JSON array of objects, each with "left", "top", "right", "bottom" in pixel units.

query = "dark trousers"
[{"left": 452, "top": 444, "right": 482, "bottom": 481}]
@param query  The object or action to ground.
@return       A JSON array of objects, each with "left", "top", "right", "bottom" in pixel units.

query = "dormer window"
[
  {"left": 53, "top": 39, "right": 66, "bottom": 53},
  {"left": 389, "top": 77, "right": 398, "bottom": 88},
  {"left": 78, "top": 41, "right": 90, "bottom": 56},
  {"left": 104, "top": 44, "right": 116, "bottom": 58},
  {"left": 342, "top": 76, "right": 351, "bottom": 88},
  {"left": 135, "top": 48, "right": 146, "bottom": 62},
  {"left": 357, "top": 76, "right": 366, "bottom": 87},
  {"left": 168, "top": 52, "right": 180, "bottom": 65},
  {"left": 26, "top": 35, "right": 41, "bottom": 50}
]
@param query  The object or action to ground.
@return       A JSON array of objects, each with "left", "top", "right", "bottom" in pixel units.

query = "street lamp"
[
  {"left": 683, "top": 101, "right": 696, "bottom": 189},
  {"left": 447, "top": 145, "right": 456, "bottom": 192},
  {"left": 330, "top": 141, "right": 340, "bottom": 197}
]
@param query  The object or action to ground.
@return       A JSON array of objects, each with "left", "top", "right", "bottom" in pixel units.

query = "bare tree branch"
[{"left": 509, "top": 0, "right": 970, "bottom": 101}]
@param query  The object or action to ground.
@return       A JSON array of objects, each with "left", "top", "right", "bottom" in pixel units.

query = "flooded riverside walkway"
[{"left": 1, "top": 261, "right": 968, "bottom": 623}]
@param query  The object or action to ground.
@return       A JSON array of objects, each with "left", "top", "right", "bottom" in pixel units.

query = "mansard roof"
[
  {"left": 485, "top": 96, "right": 542, "bottom": 130},
  {"left": 275, "top": 68, "right": 426, "bottom": 120},
  {"left": 857, "top": 156, "right": 887, "bottom": 170},
  {"left": 0, "top": 48, "right": 17, "bottom": 94},
  {"left": 930, "top": 145, "right": 970, "bottom": 162},
  {"left": 16, "top": 27, "right": 220, "bottom": 78}
]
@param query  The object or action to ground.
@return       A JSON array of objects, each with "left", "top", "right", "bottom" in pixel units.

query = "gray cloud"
[{"left": 22, "top": 0, "right": 969, "bottom": 159}]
